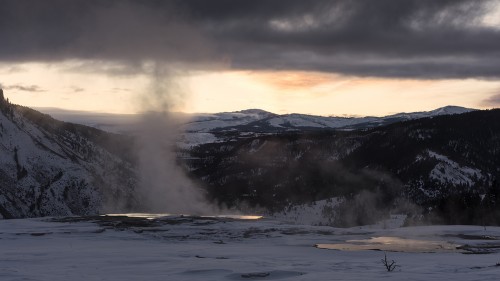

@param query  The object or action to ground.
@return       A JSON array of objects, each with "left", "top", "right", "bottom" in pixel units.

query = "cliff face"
[{"left": 0, "top": 90, "right": 138, "bottom": 218}]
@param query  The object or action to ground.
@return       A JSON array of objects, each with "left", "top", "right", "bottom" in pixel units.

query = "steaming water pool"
[
  {"left": 103, "top": 213, "right": 263, "bottom": 220},
  {"left": 316, "top": 236, "right": 461, "bottom": 253}
]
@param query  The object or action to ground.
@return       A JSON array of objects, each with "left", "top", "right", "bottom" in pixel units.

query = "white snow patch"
[
  {"left": 270, "top": 198, "right": 343, "bottom": 226},
  {"left": 176, "top": 132, "right": 218, "bottom": 149},
  {"left": 427, "top": 150, "right": 483, "bottom": 186}
]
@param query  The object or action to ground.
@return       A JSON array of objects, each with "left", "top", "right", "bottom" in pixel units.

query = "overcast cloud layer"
[{"left": 1, "top": 0, "right": 500, "bottom": 79}]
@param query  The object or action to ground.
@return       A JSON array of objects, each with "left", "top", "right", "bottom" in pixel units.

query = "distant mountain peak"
[
  {"left": 429, "top": 105, "right": 475, "bottom": 115},
  {"left": 388, "top": 105, "right": 476, "bottom": 120},
  {"left": 237, "top": 108, "right": 268, "bottom": 113},
  {"left": 235, "top": 109, "right": 275, "bottom": 116}
]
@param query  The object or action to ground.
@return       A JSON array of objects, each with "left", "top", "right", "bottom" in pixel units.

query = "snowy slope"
[
  {"left": 426, "top": 150, "right": 483, "bottom": 186},
  {"left": 181, "top": 109, "right": 276, "bottom": 133},
  {"left": 0, "top": 93, "right": 137, "bottom": 218},
  {"left": 389, "top": 106, "right": 474, "bottom": 120},
  {"left": 266, "top": 114, "right": 379, "bottom": 129}
]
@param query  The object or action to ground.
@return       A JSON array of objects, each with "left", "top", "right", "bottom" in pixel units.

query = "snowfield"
[{"left": 1, "top": 215, "right": 500, "bottom": 281}]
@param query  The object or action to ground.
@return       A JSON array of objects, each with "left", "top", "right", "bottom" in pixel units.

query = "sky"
[{"left": 1, "top": 0, "right": 500, "bottom": 116}]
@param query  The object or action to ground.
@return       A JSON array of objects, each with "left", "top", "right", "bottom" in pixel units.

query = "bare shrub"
[{"left": 381, "top": 252, "right": 398, "bottom": 272}]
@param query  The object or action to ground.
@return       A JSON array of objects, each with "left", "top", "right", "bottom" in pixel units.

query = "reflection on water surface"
[
  {"left": 317, "top": 236, "right": 461, "bottom": 253},
  {"left": 103, "top": 213, "right": 262, "bottom": 220}
]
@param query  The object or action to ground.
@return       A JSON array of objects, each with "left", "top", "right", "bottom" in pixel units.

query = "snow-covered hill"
[
  {"left": 0, "top": 90, "right": 137, "bottom": 218},
  {"left": 182, "top": 109, "right": 276, "bottom": 133}
]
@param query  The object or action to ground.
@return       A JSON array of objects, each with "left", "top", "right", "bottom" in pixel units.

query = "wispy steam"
[{"left": 134, "top": 64, "right": 216, "bottom": 215}]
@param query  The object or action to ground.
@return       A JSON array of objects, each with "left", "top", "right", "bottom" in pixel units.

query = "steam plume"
[{"left": 134, "top": 64, "right": 215, "bottom": 215}]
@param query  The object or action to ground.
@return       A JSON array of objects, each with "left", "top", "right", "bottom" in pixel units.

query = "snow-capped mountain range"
[
  {"left": 182, "top": 106, "right": 474, "bottom": 148},
  {"left": 190, "top": 106, "right": 473, "bottom": 132},
  {"left": 40, "top": 106, "right": 474, "bottom": 134},
  {"left": 38, "top": 105, "right": 474, "bottom": 149}
]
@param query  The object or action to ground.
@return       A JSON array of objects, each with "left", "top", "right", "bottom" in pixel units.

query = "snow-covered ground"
[{"left": 1, "top": 214, "right": 499, "bottom": 281}]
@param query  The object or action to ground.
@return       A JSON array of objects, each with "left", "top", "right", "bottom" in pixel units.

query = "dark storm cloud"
[
  {"left": 0, "top": 0, "right": 213, "bottom": 65},
  {"left": 1, "top": 0, "right": 500, "bottom": 78},
  {"left": 187, "top": 0, "right": 500, "bottom": 79}
]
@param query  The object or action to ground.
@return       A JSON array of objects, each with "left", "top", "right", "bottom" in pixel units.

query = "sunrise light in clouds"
[
  {"left": 185, "top": 71, "right": 500, "bottom": 116},
  {"left": 1, "top": 0, "right": 500, "bottom": 116},
  {"left": 3, "top": 64, "right": 499, "bottom": 117}
]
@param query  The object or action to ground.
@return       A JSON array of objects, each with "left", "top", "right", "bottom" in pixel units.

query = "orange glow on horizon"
[{"left": 1, "top": 63, "right": 499, "bottom": 117}]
